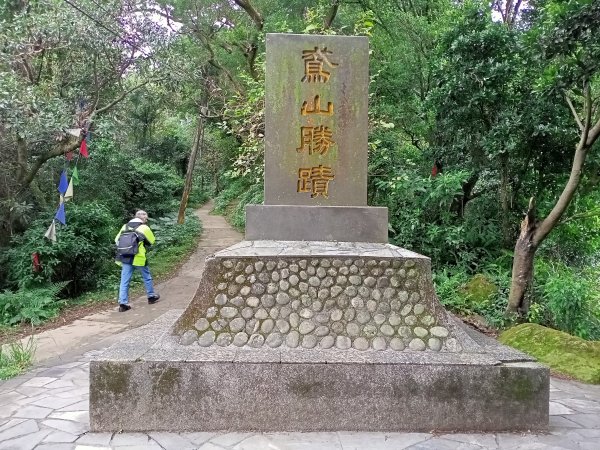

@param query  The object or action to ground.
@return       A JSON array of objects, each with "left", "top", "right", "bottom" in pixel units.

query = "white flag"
[
  {"left": 65, "top": 128, "right": 81, "bottom": 137},
  {"left": 64, "top": 178, "right": 74, "bottom": 202},
  {"left": 44, "top": 220, "right": 57, "bottom": 243}
]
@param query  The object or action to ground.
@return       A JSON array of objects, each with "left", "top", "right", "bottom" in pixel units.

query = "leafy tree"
[
  {"left": 507, "top": 0, "right": 600, "bottom": 315},
  {"left": 0, "top": 0, "right": 167, "bottom": 238}
]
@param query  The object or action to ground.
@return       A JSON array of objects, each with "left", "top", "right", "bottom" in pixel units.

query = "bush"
[
  {"left": 531, "top": 260, "right": 600, "bottom": 340},
  {"left": 433, "top": 257, "right": 512, "bottom": 329},
  {"left": 149, "top": 212, "right": 202, "bottom": 254},
  {"left": 123, "top": 160, "right": 183, "bottom": 218},
  {"left": 0, "top": 283, "right": 67, "bottom": 326},
  {"left": 188, "top": 181, "right": 211, "bottom": 207},
  {"left": 5, "top": 202, "right": 117, "bottom": 296},
  {"left": 212, "top": 178, "right": 249, "bottom": 215}
]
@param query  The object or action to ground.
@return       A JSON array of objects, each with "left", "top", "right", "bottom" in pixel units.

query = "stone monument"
[{"left": 90, "top": 34, "right": 549, "bottom": 432}]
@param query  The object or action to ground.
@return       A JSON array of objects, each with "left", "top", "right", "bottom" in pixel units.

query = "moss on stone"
[{"left": 499, "top": 323, "right": 600, "bottom": 384}]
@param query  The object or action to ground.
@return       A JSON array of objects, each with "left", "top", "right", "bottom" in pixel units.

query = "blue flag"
[
  {"left": 55, "top": 202, "right": 66, "bottom": 225},
  {"left": 57, "top": 170, "right": 68, "bottom": 195}
]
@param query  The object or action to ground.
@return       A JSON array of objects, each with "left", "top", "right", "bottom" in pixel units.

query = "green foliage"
[
  {"left": 76, "top": 139, "right": 183, "bottom": 219},
  {"left": 123, "top": 160, "right": 183, "bottom": 218},
  {"left": 434, "top": 258, "right": 512, "bottom": 328},
  {"left": 374, "top": 169, "right": 499, "bottom": 267},
  {"left": 5, "top": 202, "right": 117, "bottom": 296},
  {"left": 149, "top": 212, "right": 202, "bottom": 254},
  {"left": 188, "top": 183, "right": 211, "bottom": 207},
  {"left": 228, "top": 183, "right": 263, "bottom": 230},
  {"left": 0, "top": 283, "right": 67, "bottom": 326},
  {"left": 461, "top": 274, "right": 498, "bottom": 309},
  {"left": 433, "top": 268, "right": 471, "bottom": 315},
  {"left": 532, "top": 259, "right": 600, "bottom": 340},
  {"left": 500, "top": 323, "right": 600, "bottom": 384},
  {"left": 145, "top": 212, "right": 203, "bottom": 278},
  {"left": 212, "top": 178, "right": 252, "bottom": 215},
  {"left": 0, "top": 338, "right": 35, "bottom": 380}
]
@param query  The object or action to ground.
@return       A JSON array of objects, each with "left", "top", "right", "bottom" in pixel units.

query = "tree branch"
[
  {"left": 92, "top": 78, "right": 160, "bottom": 117},
  {"left": 534, "top": 82, "right": 593, "bottom": 246},
  {"left": 19, "top": 139, "right": 82, "bottom": 189},
  {"left": 233, "top": 0, "right": 264, "bottom": 30},
  {"left": 565, "top": 93, "right": 583, "bottom": 131},
  {"left": 560, "top": 209, "right": 600, "bottom": 225},
  {"left": 232, "top": 0, "right": 263, "bottom": 81}
]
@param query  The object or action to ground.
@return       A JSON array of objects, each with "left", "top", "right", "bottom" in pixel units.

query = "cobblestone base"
[{"left": 173, "top": 241, "right": 478, "bottom": 353}]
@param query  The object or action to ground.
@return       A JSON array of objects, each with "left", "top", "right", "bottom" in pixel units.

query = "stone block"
[
  {"left": 90, "top": 338, "right": 549, "bottom": 432},
  {"left": 264, "top": 34, "right": 369, "bottom": 206},
  {"left": 245, "top": 205, "right": 388, "bottom": 242}
]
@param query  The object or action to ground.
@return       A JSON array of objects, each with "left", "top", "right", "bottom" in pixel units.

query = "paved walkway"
[{"left": 1, "top": 203, "right": 600, "bottom": 449}]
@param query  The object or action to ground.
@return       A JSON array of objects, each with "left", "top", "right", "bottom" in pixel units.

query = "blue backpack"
[{"left": 116, "top": 223, "right": 144, "bottom": 257}]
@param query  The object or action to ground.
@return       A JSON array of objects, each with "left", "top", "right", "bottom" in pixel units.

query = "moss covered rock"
[
  {"left": 461, "top": 274, "right": 497, "bottom": 307},
  {"left": 499, "top": 323, "right": 600, "bottom": 384}
]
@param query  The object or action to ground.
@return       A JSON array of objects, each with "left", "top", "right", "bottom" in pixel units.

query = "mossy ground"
[{"left": 499, "top": 323, "right": 600, "bottom": 384}]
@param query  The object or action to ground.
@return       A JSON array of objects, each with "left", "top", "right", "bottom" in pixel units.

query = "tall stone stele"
[
  {"left": 90, "top": 34, "right": 549, "bottom": 433},
  {"left": 245, "top": 34, "right": 388, "bottom": 242}
]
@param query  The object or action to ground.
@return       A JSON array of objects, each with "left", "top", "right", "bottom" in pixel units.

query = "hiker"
[{"left": 114, "top": 210, "right": 160, "bottom": 312}]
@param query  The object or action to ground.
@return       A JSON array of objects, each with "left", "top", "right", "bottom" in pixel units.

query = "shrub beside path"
[{"left": 1, "top": 204, "right": 600, "bottom": 449}]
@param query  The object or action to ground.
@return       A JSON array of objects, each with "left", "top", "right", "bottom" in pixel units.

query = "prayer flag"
[
  {"left": 57, "top": 170, "right": 68, "bottom": 194},
  {"left": 55, "top": 202, "right": 66, "bottom": 225},
  {"left": 72, "top": 166, "right": 80, "bottom": 186},
  {"left": 65, "top": 151, "right": 74, "bottom": 161},
  {"left": 32, "top": 252, "right": 42, "bottom": 272},
  {"left": 44, "top": 220, "right": 57, "bottom": 242},
  {"left": 80, "top": 139, "right": 89, "bottom": 158},
  {"left": 66, "top": 128, "right": 81, "bottom": 137},
  {"left": 64, "top": 178, "right": 74, "bottom": 202}
]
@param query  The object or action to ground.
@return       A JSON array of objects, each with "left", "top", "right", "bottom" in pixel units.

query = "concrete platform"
[{"left": 90, "top": 310, "right": 549, "bottom": 433}]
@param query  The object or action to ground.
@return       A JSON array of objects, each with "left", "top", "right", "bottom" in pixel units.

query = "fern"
[{"left": 0, "top": 282, "right": 68, "bottom": 326}]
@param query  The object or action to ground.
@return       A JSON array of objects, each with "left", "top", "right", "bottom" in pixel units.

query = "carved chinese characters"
[{"left": 296, "top": 48, "right": 337, "bottom": 198}]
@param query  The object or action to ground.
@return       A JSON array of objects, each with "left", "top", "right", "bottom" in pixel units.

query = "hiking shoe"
[
  {"left": 148, "top": 294, "right": 160, "bottom": 304},
  {"left": 119, "top": 304, "right": 131, "bottom": 312}
]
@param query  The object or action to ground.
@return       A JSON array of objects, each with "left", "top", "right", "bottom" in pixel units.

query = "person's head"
[{"left": 135, "top": 210, "right": 149, "bottom": 223}]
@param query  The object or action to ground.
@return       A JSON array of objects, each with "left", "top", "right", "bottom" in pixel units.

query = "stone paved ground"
[{"left": 1, "top": 349, "right": 599, "bottom": 450}]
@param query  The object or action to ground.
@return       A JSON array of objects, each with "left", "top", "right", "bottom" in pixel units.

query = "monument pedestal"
[
  {"left": 90, "top": 241, "right": 549, "bottom": 432},
  {"left": 245, "top": 205, "right": 388, "bottom": 242}
]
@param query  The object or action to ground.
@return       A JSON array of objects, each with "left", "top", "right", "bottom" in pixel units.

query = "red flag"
[
  {"left": 79, "top": 139, "right": 89, "bottom": 158},
  {"left": 431, "top": 164, "right": 438, "bottom": 177},
  {"left": 65, "top": 151, "right": 74, "bottom": 161},
  {"left": 32, "top": 252, "right": 42, "bottom": 272}
]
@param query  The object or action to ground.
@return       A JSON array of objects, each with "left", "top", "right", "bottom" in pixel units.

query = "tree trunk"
[
  {"left": 177, "top": 113, "right": 205, "bottom": 224},
  {"left": 506, "top": 198, "right": 537, "bottom": 315}
]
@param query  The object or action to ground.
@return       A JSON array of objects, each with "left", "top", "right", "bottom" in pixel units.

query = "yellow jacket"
[{"left": 114, "top": 219, "right": 156, "bottom": 266}]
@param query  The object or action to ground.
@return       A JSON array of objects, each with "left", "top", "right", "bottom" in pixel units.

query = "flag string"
[{"left": 44, "top": 126, "right": 91, "bottom": 243}]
